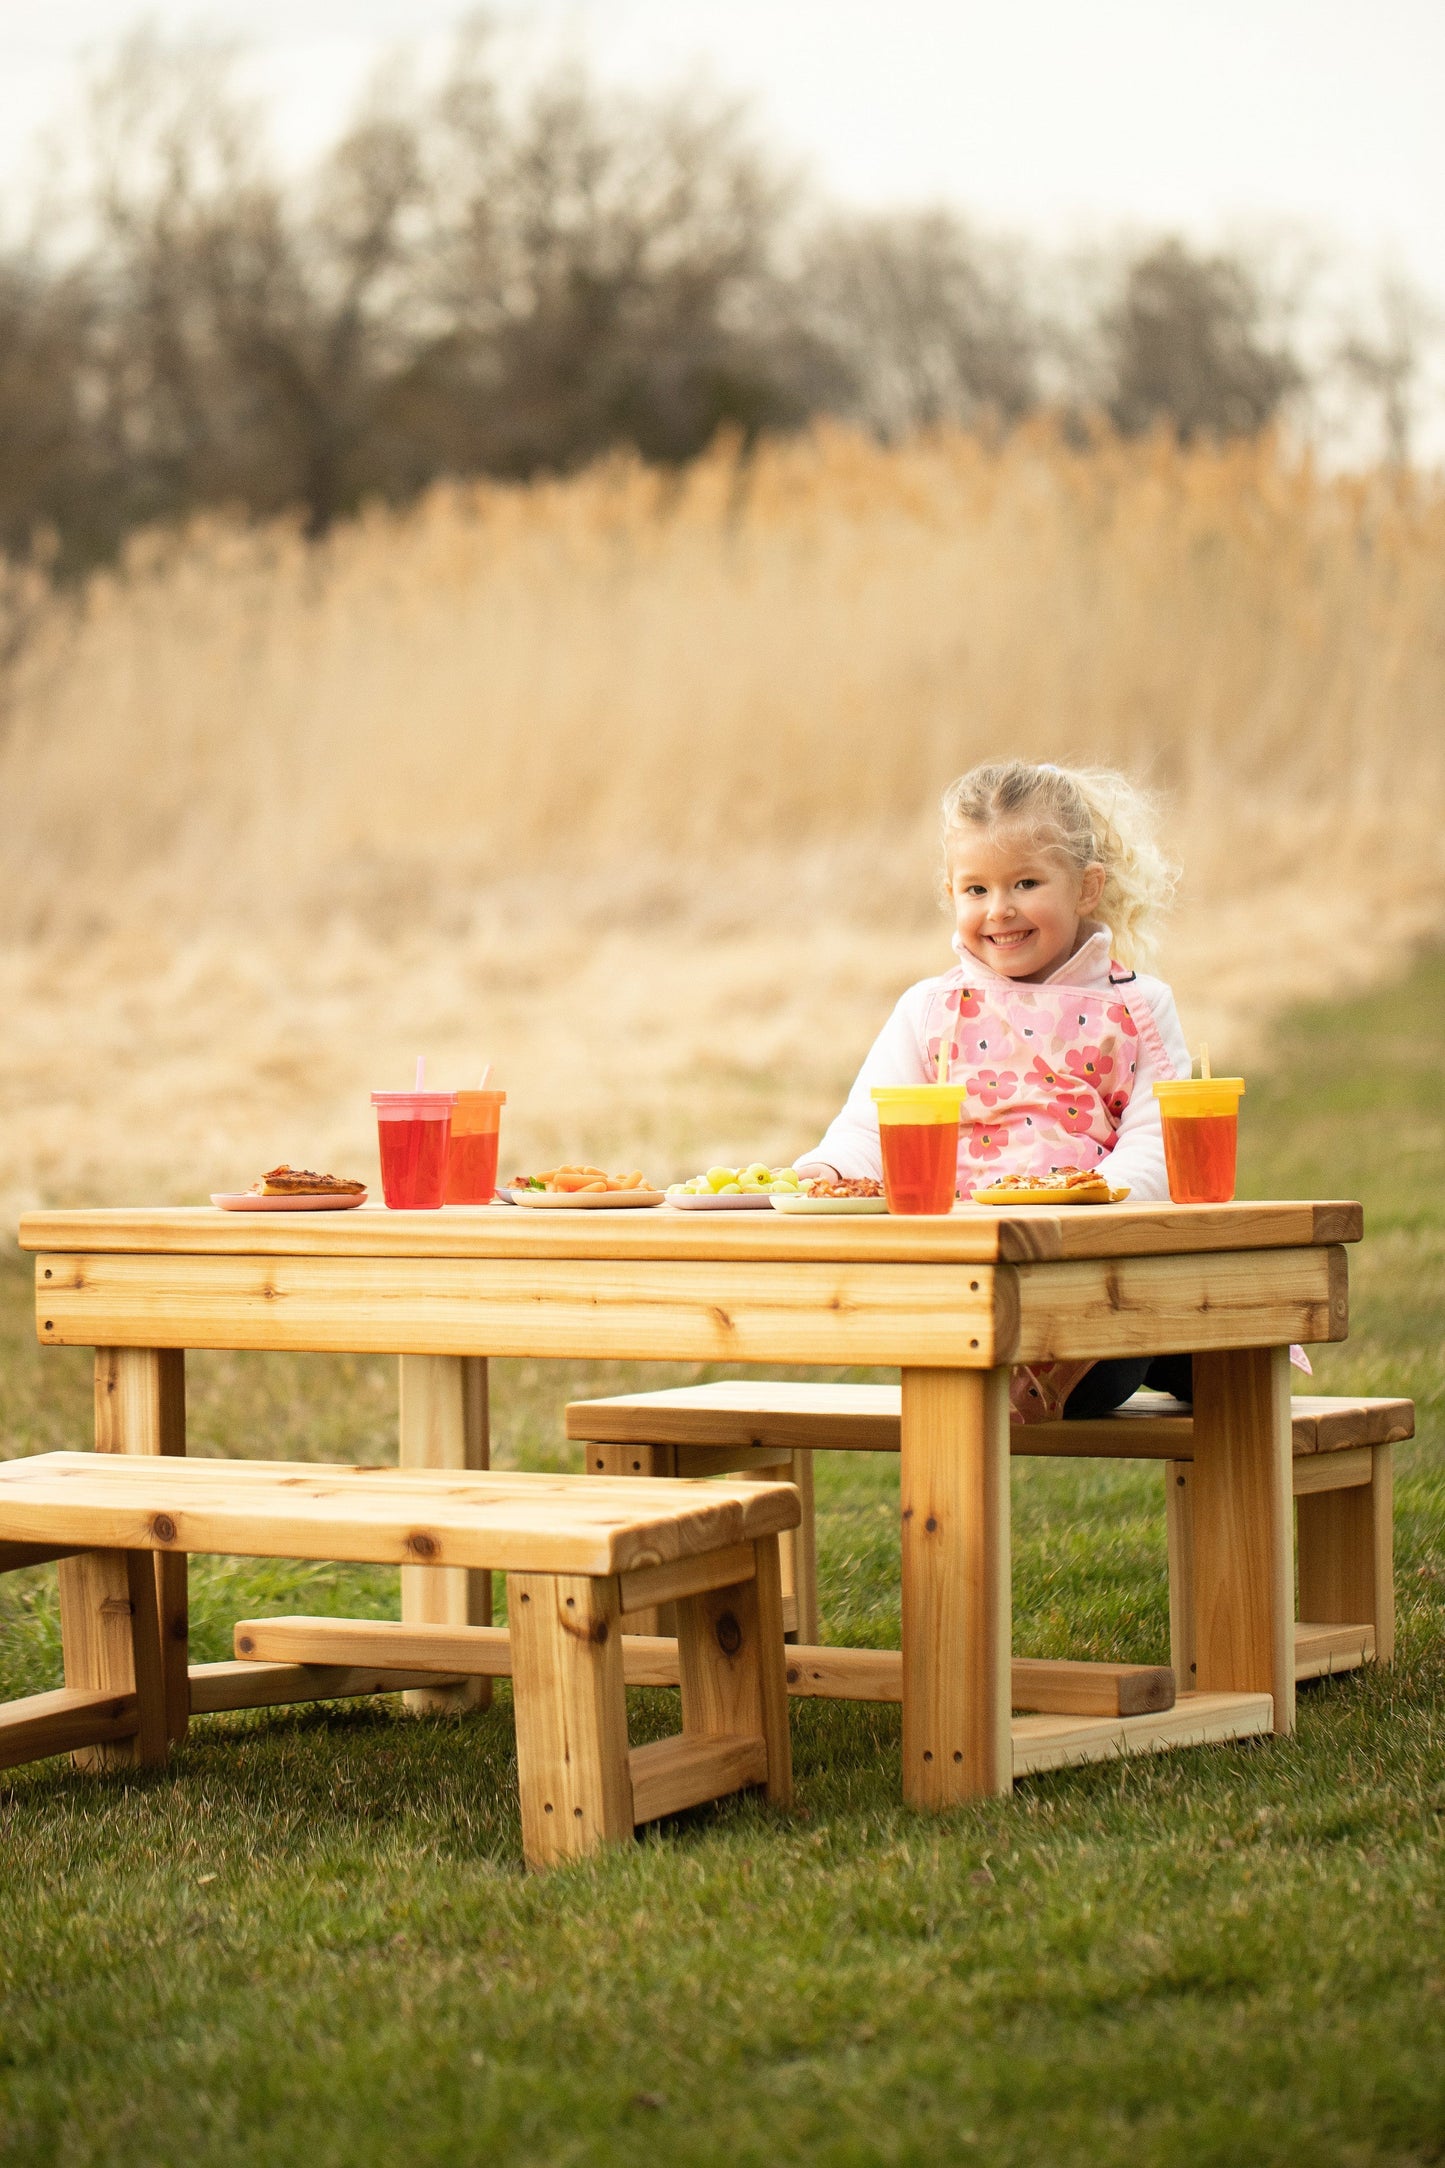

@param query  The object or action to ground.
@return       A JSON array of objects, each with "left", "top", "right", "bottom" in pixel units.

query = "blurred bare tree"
[
  {"left": 1100, "top": 239, "right": 1301, "bottom": 441},
  {"left": 0, "top": 24, "right": 1434, "bottom": 575},
  {"left": 791, "top": 210, "right": 1039, "bottom": 435}
]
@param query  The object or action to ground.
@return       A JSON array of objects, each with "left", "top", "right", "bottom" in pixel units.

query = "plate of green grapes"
[{"left": 666, "top": 1164, "right": 806, "bottom": 1209}]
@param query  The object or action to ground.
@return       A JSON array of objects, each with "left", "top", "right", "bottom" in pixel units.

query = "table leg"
[
  {"left": 1189, "top": 1346, "right": 1295, "bottom": 1734},
  {"left": 900, "top": 1366, "right": 1012, "bottom": 1807},
  {"left": 94, "top": 1347, "right": 189, "bottom": 1745},
  {"left": 399, "top": 1354, "right": 491, "bottom": 1713}
]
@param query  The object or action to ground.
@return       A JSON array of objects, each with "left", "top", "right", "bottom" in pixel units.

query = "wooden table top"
[{"left": 20, "top": 1199, "right": 1361, "bottom": 1267}]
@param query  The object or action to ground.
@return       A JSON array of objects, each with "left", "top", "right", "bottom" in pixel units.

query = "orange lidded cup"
[
  {"left": 444, "top": 1089, "right": 506, "bottom": 1204},
  {"left": 871, "top": 1084, "right": 966, "bottom": 1214},
  {"left": 1153, "top": 1078, "right": 1245, "bottom": 1204}
]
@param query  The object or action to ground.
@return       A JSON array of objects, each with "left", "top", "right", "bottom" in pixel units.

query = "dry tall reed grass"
[{"left": 3, "top": 421, "right": 1443, "bottom": 1213}]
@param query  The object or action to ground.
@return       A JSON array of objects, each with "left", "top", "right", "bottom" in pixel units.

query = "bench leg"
[
  {"left": 95, "top": 1348, "right": 189, "bottom": 1744},
  {"left": 508, "top": 1571, "right": 633, "bottom": 1869},
  {"left": 900, "top": 1366, "right": 1012, "bottom": 1807},
  {"left": 400, "top": 1355, "right": 491, "bottom": 1714},
  {"left": 1166, "top": 1459, "right": 1196, "bottom": 1689},
  {"left": 781, "top": 1451, "right": 819, "bottom": 1646},
  {"left": 1190, "top": 1347, "right": 1294, "bottom": 1734},
  {"left": 58, "top": 1549, "right": 168, "bottom": 1772},
  {"left": 588, "top": 1443, "right": 678, "bottom": 1639},
  {"left": 674, "top": 1534, "right": 792, "bottom": 1808},
  {"left": 1297, "top": 1443, "right": 1394, "bottom": 1666}
]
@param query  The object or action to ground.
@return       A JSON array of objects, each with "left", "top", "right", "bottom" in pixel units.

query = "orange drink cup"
[
  {"left": 1153, "top": 1078, "right": 1245, "bottom": 1204},
  {"left": 445, "top": 1089, "right": 506, "bottom": 1204},
  {"left": 871, "top": 1084, "right": 966, "bottom": 1214}
]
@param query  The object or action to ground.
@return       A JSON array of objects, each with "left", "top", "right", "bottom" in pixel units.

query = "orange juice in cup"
[
  {"left": 445, "top": 1089, "right": 506, "bottom": 1203},
  {"left": 1153, "top": 1078, "right": 1245, "bottom": 1204},
  {"left": 871, "top": 1084, "right": 966, "bottom": 1213}
]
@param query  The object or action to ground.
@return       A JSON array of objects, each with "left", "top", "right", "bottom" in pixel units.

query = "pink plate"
[{"left": 211, "top": 1191, "right": 368, "bottom": 1212}]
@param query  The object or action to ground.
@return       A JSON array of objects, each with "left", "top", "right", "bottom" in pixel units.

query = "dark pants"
[{"left": 1063, "top": 1354, "right": 1194, "bottom": 1419}]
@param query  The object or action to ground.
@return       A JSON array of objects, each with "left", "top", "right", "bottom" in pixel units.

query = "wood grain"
[
  {"left": 1297, "top": 1444, "right": 1394, "bottom": 1665},
  {"left": 1189, "top": 1346, "right": 1295, "bottom": 1732},
  {"left": 567, "top": 1381, "right": 1403, "bottom": 1462},
  {"left": 900, "top": 1366, "right": 1012, "bottom": 1806},
  {"left": 21, "top": 1198, "right": 1361, "bottom": 1263},
  {"left": 0, "top": 1685, "right": 140, "bottom": 1771},
  {"left": 36, "top": 1252, "right": 1009, "bottom": 1368},
  {"left": 94, "top": 1348, "right": 189, "bottom": 1745},
  {"left": 57, "top": 1547, "right": 167, "bottom": 1771},
  {"left": 1294, "top": 1622, "right": 1376, "bottom": 1677},
  {"left": 628, "top": 1732, "right": 769, "bottom": 1824},
  {"left": 1011, "top": 1690, "right": 1274, "bottom": 1777},
  {"left": 191, "top": 1658, "right": 467, "bottom": 1710},
  {"left": 507, "top": 1571, "right": 633, "bottom": 1870},
  {"left": 0, "top": 1454, "right": 801, "bottom": 1577},
  {"left": 1010, "top": 1247, "right": 1348, "bottom": 1362},
  {"left": 398, "top": 1353, "right": 491, "bottom": 1715}
]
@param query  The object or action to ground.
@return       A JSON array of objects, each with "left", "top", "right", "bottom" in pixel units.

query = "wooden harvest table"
[{"left": 19, "top": 1198, "right": 1358, "bottom": 1809}]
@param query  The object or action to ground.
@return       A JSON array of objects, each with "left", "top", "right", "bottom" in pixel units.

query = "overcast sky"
[
  {"left": 3, "top": 1, "right": 1441, "bottom": 423},
  {"left": 4, "top": 2, "right": 1441, "bottom": 276}
]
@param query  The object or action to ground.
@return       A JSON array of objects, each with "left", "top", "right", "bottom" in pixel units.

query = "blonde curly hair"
[{"left": 940, "top": 760, "right": 1178, "bottom": 968}]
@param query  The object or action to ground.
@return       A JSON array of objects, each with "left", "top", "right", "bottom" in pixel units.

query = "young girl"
[{"left": 796, "top": 759, "right": 1192, "bottom": 1420}]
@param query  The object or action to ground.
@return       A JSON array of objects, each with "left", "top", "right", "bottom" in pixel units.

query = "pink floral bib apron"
[
  {"left": 926, "top": 968, "right": 1172, "bottom": 1422},
  {"left": 926, "top": 969, "right": 1166, "bottom": 1184}
]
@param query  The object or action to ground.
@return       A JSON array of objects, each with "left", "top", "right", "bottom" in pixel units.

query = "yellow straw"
[
  {"left": 1199, "top": 1042, "right": 1212, "bottom": 1080},
  {"left": 937, "top": 1003, "right": 953, "bottom": 1085}
]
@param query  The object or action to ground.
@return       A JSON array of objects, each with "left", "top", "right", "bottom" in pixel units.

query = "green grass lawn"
[{"left": 1, "top": 958, "right": 1442, "bottom": 2167}]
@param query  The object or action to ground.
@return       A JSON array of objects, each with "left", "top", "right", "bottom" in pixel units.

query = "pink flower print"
[
  {"left": 1065, "top": 1043, "right": 1114, "bottom": 1086},
  {"left": 1102, "top": 1087, "right": 1131, "bottom": 1122},
  {"left": 1107, "top": 1001, "right": 1139, "bottom": 1039},
  {"left": 1049, "top": 1095, "right": 1099, "bottom": 1137},
  {"left": 948, "top": 986, "right": 982, "bottom": 1020},
  {"left": 972, "top": 1068, "right": 1018, "bottom": 1108},
  {"left": 1029, "top": 1052, "right": 1062, "bottom": 1092},
  {"left": 967, "top": 1122, "right": 1005, "bottom": 1162},
  {"left": 955, "top": 1017, "right": 994, "bottom": 1062}
]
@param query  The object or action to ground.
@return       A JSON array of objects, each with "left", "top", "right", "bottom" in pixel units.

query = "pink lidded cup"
[{"left": 371, "top": 1090, "right": 456, "bottom": 1209}]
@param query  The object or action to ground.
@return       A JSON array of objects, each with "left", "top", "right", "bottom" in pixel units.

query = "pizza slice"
[{"left": 250, "top": 1165, "right": 367, "bottom": 1197}]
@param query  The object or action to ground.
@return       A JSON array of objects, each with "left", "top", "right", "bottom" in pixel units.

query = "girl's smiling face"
[{"left": 947, "top": 822, "right": 1106, "bottom": 982}]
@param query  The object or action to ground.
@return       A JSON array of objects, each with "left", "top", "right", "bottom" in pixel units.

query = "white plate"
[
  {"left": 666, "top": 1190, "right": 779, "bottom": 1210},
  {"left": 769, "top": 1192, "right": 890, "bottom": 1215},
  {"left": 211, "top": 1191, "right": 367, "bottom": 1212},
  {"left": 508, "top": 1188, "right": 665, "bottom": 1209}
]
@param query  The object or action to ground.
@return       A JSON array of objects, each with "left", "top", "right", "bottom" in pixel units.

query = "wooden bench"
[
  {"left": 0, "top": 1454, "right": 797, "bottom": 1871},
  {"left": 566, "top": 1383, "right": 1412, "bottom": 1693}
]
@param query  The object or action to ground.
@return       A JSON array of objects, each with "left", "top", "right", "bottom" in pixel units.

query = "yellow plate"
[{"left": 970, "top": 1182, "right": 1130, "bottom": 1206}]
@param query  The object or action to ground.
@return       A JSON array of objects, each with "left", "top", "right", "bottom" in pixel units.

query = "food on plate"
[
  {"left": 249, "top": 1165, "right": 366, "bottom": 1197},
  {"left": 511, "top": 1166, "right": 652, "bottom": 1194},
  {"left": 971, "top": 1167, "right": 1130, "bottom": 1205},
  {"left": 668, "top": 1163, "right": 804, "bottom": 1197},
  {"left": 799, "top": 1176, "right": 885, "bottom": 1200}
]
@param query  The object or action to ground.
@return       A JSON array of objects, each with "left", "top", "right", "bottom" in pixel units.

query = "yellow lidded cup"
[
  {"left": 1152, "top": 1077, "right": 1245, "bottom": 1203},
  {"left": 871, "top": 1084, "right": 968, "bottom": 1125},
  {"left": 870, "top": 1083, "right": 967, "bottom": 1214}
]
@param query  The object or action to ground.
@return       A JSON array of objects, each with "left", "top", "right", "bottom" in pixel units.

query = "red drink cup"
[
  {"left": 444, "top": 1089, "right": 506, "bottom": 1204},
  {"left": 371, "top": 1090, "right": 456, "bottom": 1209},
  {"left": 871, "top": 1084, "right": 966, "bottom": 1213},
  {"left": 1153, "top": 1078, "right": 1245, "bottom": 1204}
]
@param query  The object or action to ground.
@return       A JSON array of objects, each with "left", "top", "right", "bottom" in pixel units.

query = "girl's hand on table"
[{"left": 793, "top": 1161, "right": 841, "bottom": 1184}]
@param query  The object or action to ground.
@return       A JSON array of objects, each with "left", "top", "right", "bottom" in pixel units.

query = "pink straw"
[{"left": 414, "top": 1056, "right": 426, "bottom": 1090}]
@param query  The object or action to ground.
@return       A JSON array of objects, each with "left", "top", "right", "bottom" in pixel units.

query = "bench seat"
[
  {"left": 0, "top": 1455, "right": 798, "bottom": 1870},
  {"left": 566, "top": 1382, "right": 1411, "bottom": 1689}
]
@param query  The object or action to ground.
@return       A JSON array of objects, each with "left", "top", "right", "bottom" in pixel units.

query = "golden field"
[{"left": 2, "top": 421, "right": 1443, "bottom": 1215}]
